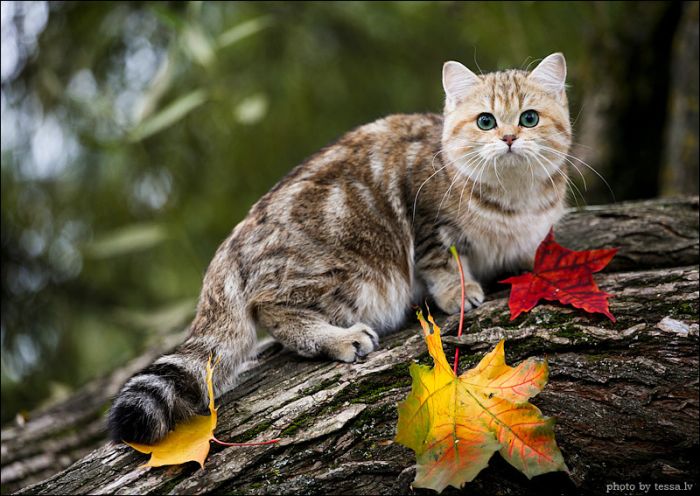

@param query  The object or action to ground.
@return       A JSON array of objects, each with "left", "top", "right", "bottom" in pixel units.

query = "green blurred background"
[{"left": 2, "top": 1, "right": 698, "bottom": 425}]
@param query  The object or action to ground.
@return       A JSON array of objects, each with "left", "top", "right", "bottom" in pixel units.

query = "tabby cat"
[{"left": 110, "top": 53, "right": 571, "bottom": 444}]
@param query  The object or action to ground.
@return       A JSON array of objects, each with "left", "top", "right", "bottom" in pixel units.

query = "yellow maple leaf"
[
  {"left": 126, "top": 356, "right": 218, "bottom": 468},
  {"left": 395, "top": 311, "right": 568, "bottom": 492}
]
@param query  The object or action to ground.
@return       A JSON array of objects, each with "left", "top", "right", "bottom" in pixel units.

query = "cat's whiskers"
[
  {"left": 451, "top": 149, "right": 487, "bottom": 180},
  {"left": 435, "top": 166, "right": 464, "bottom": 223},
  {"left": 429, "top": 143, "right": 477, "bottom": 173},
  {"left": 437, "top": 147, "right": 493, "bottom": 224},
  {"left": 491, "top": 156, "right": 508, "bottom": 194},
  {"left": 530, "top": 138, "right": 588, "bottom": 190},
  {"left": 528, "top": 149, "right": 585, "bottom": 209},
  {"left": 413, "top": 161, "right": 451, "bottom": 223},
  {"left": 461, "top": 156, "right": 500, "bottom": 228},
  {"left": 429, "top": 147, "right": 453, "bottom": 173},
  {"left": 448, "top": 153, "right": 487, "bottom": 220},
  {"left": 522, "top": 150, "right": 562, "bottom": 206},
  {"left": 476, "top": 157, "right": 495, "bottom": 215},
  {"left": 535, "top": 142, "right": 615, "bottom": 201},
  {"left": 433, "top": 149, "right": 484, "bottom": 222},
  {"left": 569, "top": 101, "right": 587, "bottom": 132},
  {"left": 468, "top": 156, "right": 492, "bottom": 217},
  {"left": 450, "top": 155, "right": 488, "bottom": 227},
  {"left": 427, "top": 142, "right": 481, "bottom": 175},
  {"left": 466, "top": 156, "right": 492, "bottom": 222},
  {"left": 558, "top": 152, "right": 588, "bottom": 191},
  {"left": 413, "top": 147, "right": 481, "bottom": 224},
  {"left": 528, "top": 149, "right": 586, "bottom": 208},
  {"left": 527, "top": 159, "right": 536, "bottom": 189},
  {"left": 558, "top": 169, "right": 586, "bottom": 209},
  {"left": 457, "top": 154, "right": 489, "bottom": 217}
]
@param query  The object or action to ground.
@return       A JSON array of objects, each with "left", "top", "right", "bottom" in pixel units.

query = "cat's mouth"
[
  {"left": 494, "top": 149, "right": 528, "bottom": 167},
  {"left": 498, "top": 147, "right": 520, "bottom": 158}
]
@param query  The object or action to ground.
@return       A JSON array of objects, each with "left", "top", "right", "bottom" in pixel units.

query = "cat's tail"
[{"left": 108, "top": 296, "right": 257, "bottom": 444}]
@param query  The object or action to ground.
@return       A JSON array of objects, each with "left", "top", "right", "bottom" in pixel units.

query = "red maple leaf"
[{"left": 500, "top": 230, "right": 618, "bottom": 322}]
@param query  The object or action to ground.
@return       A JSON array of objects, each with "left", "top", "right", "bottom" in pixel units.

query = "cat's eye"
[
  {"left": 519, "top": 110, "right": 539, "bottom": 128},
  {"left": 477, "top": 113, "right": 497, "bottom": 130}
]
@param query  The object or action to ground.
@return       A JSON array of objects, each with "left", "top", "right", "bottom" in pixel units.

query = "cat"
[{"left": 109, "top": 53, "right": 571, "bottom": 444}]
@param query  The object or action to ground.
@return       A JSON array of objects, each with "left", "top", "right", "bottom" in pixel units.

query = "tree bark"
[{"left": 2, "top": 197, "right": 698, "bottom": 495}]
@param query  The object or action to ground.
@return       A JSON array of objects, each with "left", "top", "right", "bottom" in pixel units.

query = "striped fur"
[{"left": 109, "top": 54, "right": 572, "bottom": 444}]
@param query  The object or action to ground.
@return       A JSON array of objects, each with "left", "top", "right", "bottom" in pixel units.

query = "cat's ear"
[
  {"left": 529, "top": 53, "right": 567, "bottom": 96},
  {"left": 442, "top": 61, "right": 480, "bottom": 110}
]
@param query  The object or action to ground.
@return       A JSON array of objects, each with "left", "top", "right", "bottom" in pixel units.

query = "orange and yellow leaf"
[{"left": 395, "top": 312, "right": 568, "bottom": 492}]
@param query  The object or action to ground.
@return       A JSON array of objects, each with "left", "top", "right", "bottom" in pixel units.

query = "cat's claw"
[
  {"left": 466, "top": 284, "right": 485, "bottom": 309},
  {"left": 325, "top": 324, "right": 379, "bottom": 362},
  {"left": 434, "top": 280, "right": 484, "bottom": 314}
]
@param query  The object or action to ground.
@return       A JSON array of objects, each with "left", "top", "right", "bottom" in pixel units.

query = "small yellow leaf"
[{"left": 126, "top": 357, "right": 217, "bottom": 468}]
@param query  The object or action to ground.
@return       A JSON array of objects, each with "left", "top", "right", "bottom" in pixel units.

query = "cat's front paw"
[
  {"left": 323, "top": 324, "right": 379, "bottom": 363},
  {"left": 433, "top": 280, "right": 484, "bottom": 314}
]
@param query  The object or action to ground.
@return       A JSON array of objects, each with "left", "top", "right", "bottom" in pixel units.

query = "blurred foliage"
[{"left": 1, "top": 1, "right": 694, "bottom": 425}]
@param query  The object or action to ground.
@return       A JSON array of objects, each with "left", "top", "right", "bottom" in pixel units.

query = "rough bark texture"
[{"left": 2, "top": 197, "right": 698, "bottom": 495}]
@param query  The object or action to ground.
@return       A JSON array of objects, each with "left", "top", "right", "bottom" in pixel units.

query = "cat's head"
[{"left": 440, "top": 53, "right": 571, "bottom": 187}]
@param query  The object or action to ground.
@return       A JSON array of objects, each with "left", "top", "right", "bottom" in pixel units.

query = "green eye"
[
  {"left": 477, "top": 113, "right": 497, "bottom": 130},
  {"left": 519, "top": 109, "right": 539, "bottom": 128}
]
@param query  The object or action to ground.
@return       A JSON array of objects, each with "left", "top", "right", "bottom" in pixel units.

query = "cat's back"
[
  {"left": 270, "top": 112, "right": 441, "bottom": 198},
  {"left": 240, "top": 113, "right": 442, "bottom": 230}
]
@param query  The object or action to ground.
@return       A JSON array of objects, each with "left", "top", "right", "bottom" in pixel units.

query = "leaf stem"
[
  {"left": 449, "top": 245, "right": 465, "bottom": 375},
  {"left": 211, "top": 436, "right": 280, "bottom": 447}
]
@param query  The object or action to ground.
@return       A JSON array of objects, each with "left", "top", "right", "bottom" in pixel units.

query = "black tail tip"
[{"left": 108, "top": 400, "right": 167, "bottom": 445}]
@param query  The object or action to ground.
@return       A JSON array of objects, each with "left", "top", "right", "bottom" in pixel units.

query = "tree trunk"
[
  {"left": 572, "top": 2, "right": 684, "bottom": 202},
  {"left": 2, "top": 197, "right": 698, "bottom": 495},
  {"left": 660, "top": 1, "right": 700, "bottom": 197}
]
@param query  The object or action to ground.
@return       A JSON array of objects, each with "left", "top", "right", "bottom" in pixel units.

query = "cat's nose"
[{"left": 502, "top": 134, "right": 517, "bottom": 147}]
